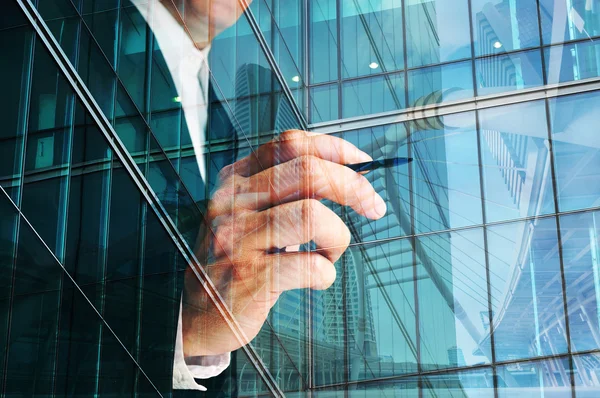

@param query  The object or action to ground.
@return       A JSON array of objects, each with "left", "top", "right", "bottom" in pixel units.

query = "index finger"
[{"left": 224, "top": 130, "right": 373, "bottom": 178}]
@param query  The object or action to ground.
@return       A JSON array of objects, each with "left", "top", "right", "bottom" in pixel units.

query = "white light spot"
[
  {"left": 291, "top": 75, "right": 300, "bottom": 83},
  {"left": 493, "top": 41, "right": 503, "bottom": 49},
  {"left": 173, "top": 96, "right": 182, "bottom": 103},
  {"left": 369, "top": 62, "right": 379, "bottom": 69}
]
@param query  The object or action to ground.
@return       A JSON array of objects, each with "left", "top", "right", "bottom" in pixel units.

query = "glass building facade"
[{"left": 2, "top": 0, "right": 600, "bottom": 396}]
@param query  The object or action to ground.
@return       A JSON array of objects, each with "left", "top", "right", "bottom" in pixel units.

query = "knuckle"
[{"left": 297, "top": 155, "right": 319, "bottom": 176}]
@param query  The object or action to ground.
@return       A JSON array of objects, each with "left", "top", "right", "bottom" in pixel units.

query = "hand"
[{"left": 181, "top": 130, "right": 387, "bottom": 357}]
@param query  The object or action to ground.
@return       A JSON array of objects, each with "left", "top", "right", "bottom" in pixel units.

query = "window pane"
[
  {"left": 479, "top": 100, "right": 555, "bottom": 223},
  {"left": 342, "top": 74, "right": 405, "bottom": 118},
  {"left": 573, "top": 352, "right": 600, "bottom": 397},
  {"left": 65, "top": 171, "right": 109, "bottom": 284},
  {"left": 497, "top": 357, "right": 572, "bottom": 397},
  {"left": 487, "top": 218, "right": 568, "bottom": 362},
  {"left": 310, "top": 0, "right": 338, "bottom": 83},
  {"left": 475, "top": 50, "right": 544, "bottom": 96},
  {"left": 405, "top": 0, "right": 472, "bottom": 68},
  {"left": 311, "top": 84, "right": 339, "bottom": 123},
  {"left": 341, "top": 0, "right": 404, "bottom": 78},
  {"left": 347, "top": 239, "right": 417, "bottom": 382},
  {"left": 423, "top": 368, "right": 495, "bottom": 397},
  {"left": 549, "top": 91, "right": 600, "bottom": 212},
  {"left": 560, "top": 210, "right": 600, "bottom": 353},
  {"left": 21, "top": 177, "right": 67, "bottom": 257},
  {"left": 106, "top": 165, "right": 142, "bottom": 280},
  {"left": 411, "top": 111, "right": 482, "bottom": 233},
  {"left": 540, "top": 0, "right": 600, "bottom": 45},
  {"left": 0, "top": 27, "right": 32, "bottom": 197},
  {"left": 471, "top": 0, "right": 540, "bottom": 57},
  {"left": 408, "top": 61, "right": 474, "bottom": 107},
  {"left": 417, "top": 229, "right": 491, "bottom": 370},
  {"left": 545, "top": 41, "right": 600, "bottom": 85}
]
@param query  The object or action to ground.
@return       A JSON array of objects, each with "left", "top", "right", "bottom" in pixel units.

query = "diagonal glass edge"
[{"left": 14, "top": 0, "right": 284, "bottom": 395}]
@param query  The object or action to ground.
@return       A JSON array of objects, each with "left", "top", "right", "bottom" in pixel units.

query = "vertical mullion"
[
  {"left": 466, "top": 0, "right": 500, "bottom": 395},
  {"left": 543, "top": 95, "right": 576, "bottom": 398}
]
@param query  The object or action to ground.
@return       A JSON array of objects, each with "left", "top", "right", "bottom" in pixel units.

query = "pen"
[{"left": 346, "top": 157, "right": 413, "bottom": 172}]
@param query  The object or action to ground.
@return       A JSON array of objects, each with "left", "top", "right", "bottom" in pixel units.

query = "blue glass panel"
[
  {"left": 497, "top": 357, "right": 572, "bottom": 397},
  {"left": 346, "top": 239, "right": 418, "bottom": 382},
  {"left": 405, "top": 0, "right": 472, "bottom": 67},
  {"left": 341, "top": 0, "right": 404, "bottom": 78},
  {"left": 549, "top": 91, "right": 600, "bottom": 212},
  {"left": 573, "top": 352, "right": 600, "bottom": 396},
  {"left": 423, "top": 368, "right": 495, "bottom": 397},
  {"left": 411, "top": 111, "right": 482, "bottom": 233},
  {"left": 342, "top": 73, "right": 405, "bottom": 118},
  {"left": 479, "top": 100, "right": 555, "bottom": 223},
  {"left": 475, "top": 50, "right": 544, "bottom": 96},
  {"left": 487, "top": 218, "right": 568, "bottom": 362},
  {"left": 471, "top": 0, "right": 541, "bottom": 56},
  {"left": 540, "top": 0, "right": 600, "bottom": 45},
  {"left": 560, "top": 210, "right": 600, "bottom": 353},
  {"left": 311, "top": 84, "right": 339, "bottom": 123},
  {"left": 417, "top": 229, "right": 491, "bottom": 370},
  {"left": 310, "top": 0, "right": 338, "bottom": 83},
  {"left": 545, "top": 41, "right": 600, "bottom": 84},
  {"left": 408, "top": 61, "right": 474, "bottom": 107}
]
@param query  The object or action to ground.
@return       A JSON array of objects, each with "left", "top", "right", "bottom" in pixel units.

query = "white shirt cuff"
[{"left": 173, "top": 299, "right": 231, "bottom": 390}]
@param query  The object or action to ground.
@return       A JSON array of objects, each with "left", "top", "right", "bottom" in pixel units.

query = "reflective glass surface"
[
  {"left": 471, "top": 0, "right": 541, "bottom": 56},
  {"left": 475, "top": 50, "right": 544, "bottom": 96},
  {"left": 408, "top": 61, "right": 474, "bottom": 107},
  {"left": 7, "top": 0, "right": 600, "bottom": 396},
  {"left": 479, "top": 100, "right": 555, "bottom": 223},
  {"left": 487, "top": 218, "right": 568, "bottom": 362},
  {"left": 405, "top": 0, "right": 472, "bottom": 67},
  {"left": 549, "top": 91, "right": 600, "bottom": 212}
]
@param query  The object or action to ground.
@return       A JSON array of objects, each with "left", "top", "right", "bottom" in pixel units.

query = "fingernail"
[{"left": 366, "top": 195, "right": 387, "bottom": 219}]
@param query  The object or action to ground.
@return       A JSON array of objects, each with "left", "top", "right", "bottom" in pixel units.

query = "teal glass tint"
[
  {"left": 475, "top": 50, "right": 544, "bottom": 96},
  {"left": 408, "top": 61, "right": 474, "bottom": 107},
  {"left": 21, "top": 176, "right": 68, "bottom": 257},
  {"left": 105, "top": 165, "right": 143, "bottom": 280},
  {"left": 471, "top": 0, "right": 541, "bottom": 56},
  {"left": 487, "top": 218, "right": 568, "bottom": 362},
  {"left": 572, "top": 352, "right": 600, "bottom": 396},
  {"left": 423, "top": 368, "right": 495, "bottom": 397},
  {"left": 310, "top": 0, "right": 338, "bottom": 84},
  {"left": 0, "top": 27, "right": 33, "bottom": 198},
  {"left": 342, "top": 73, "right": 405, "bottom": 118},
  {"left": 346, "top": 239, "right": 418, "bottom": 381},
  {"left": 118, "top": 4, "right": 148, "bottom": 111},
  {"left": 341, "top": 0, "right": 404, "bottom": 78},
  {"left": 417, "top": 228, "right": 491, "bottom": 370},
  {"left": 545, "top": 40, "right": 600, "bottom": 84},
  {"left": 497, "top": 357, "right": 572, "bottom": 397},
  {"left": 540, "top": 0, "right": 600, "bottom": 45},
  {"left": 311, "top": 83, "right": 339, "bottom": 123},
  {"left": 560, "top": 210, "right": 600, "bottom": 353},
  {"left": 549, "top": 91, "right": 600, "bottom": 212},
  {"left": 0, "top": 191, "right": 18, "bottom": 389},
  {"left": 478, "top": 100, "right": 555, "bottom": 223},
  {"left": 410, "top": 111, "right": 482, "bottom": 234},
  {"left": 343, "top": 123, "right": 411, "bottom": 243},
  {"left": 405, "top": 0, "right": 472, "bottom": 68},
  {"left": 65, "top": 170, "right": 109, "bottom": 284}
]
